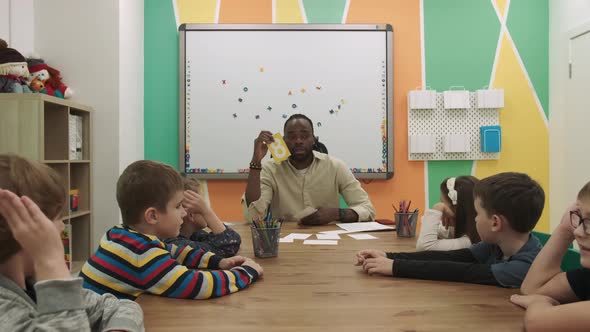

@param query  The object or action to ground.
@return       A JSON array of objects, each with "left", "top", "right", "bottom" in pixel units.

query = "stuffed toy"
[
  {"left": 27, "top": 57, "right": 73, "bottom": 98},
  {"left": 29, "top": 76, "right": 45, "bottom": 92},
  {"left": 0, "top": 39, "right": 32, "bottom": 93}
]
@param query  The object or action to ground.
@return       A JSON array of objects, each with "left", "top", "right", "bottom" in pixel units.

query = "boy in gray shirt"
[{"left": 0, "top": 154, "right": 143, "bottom": 331}]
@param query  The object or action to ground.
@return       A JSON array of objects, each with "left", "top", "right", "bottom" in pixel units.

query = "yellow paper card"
[{"left": 268, "top": 133, "right": 291, "bottom": 163}]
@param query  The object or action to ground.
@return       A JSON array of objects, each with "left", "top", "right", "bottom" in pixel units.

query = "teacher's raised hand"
[{"left": 251, "top": 130, "right": 274, "bottom": 164}]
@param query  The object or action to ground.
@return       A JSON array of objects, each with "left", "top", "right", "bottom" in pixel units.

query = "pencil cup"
[
  {"left": 250, "top": 226, "right": 280, "bottom": 258},
  {"left": 395, "top": 212, "right": 418, "bottom": 237}
]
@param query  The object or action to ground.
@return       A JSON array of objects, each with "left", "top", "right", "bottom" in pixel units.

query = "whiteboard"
[{"left": 179, "top": 24, "right": 393, "bottom": 179}]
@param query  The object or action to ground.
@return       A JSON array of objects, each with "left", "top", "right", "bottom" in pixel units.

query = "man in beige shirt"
[{"left": 243, "top": 114, "right": 376, "bottom": 225}]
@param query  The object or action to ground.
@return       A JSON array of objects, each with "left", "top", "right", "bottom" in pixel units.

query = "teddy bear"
[
  {"left": 0, "top": 39, "right": 32, "bottom": 93},
  {"left": 27, "top": 57, "right": 73, "bottom": 98}
]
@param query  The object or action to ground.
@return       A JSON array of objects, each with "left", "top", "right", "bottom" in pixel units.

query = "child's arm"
[
  {"left": 415, "top": 208, "right": 471, "bottom": 251},
  {"left": 355, "top": 248, "right": 475, "bottom": 265},
  {"left": 520, "top": 205, "right": 579, "bottom": 303},
  {"left": 387, "top": 248, "right": 476, "bottom": 262},
  {"left": 83, "top": 288, "right": 144, "bottom": 332},
  {"left": 1, "top": 279, "right": 92, "bottom": 331},
  {"left": 511, "top": 294, "right": 590, "bottom": 332},
  {"left": 184, "top": 190, "right": 225, "bottom": 234},
  {"left": 200, "top": 209, "right": 226, "bottom": 234},
  {"left": 191, "top": 227, "right": 242, "bottom": 257},
  {"left": 141, "top": 249, "right": 261, "bottom": 299},
  {"left": 166, "top": 242, "right": 223, "bottom": 270},
  {"left": 356, "top": 248, "right": 499, "bottom": 285},
  {"left": 391, "top": 258, "right": 498, "bottom": 285}
]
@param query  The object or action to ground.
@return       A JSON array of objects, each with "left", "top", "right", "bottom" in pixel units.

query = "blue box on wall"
[{"left": 480, "top": 126, "right": 501, "bottom": 152}]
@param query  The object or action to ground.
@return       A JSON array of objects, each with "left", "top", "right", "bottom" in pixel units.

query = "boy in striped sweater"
[{"left": 80, "top": 160, "right": 263, "bottom": 300}]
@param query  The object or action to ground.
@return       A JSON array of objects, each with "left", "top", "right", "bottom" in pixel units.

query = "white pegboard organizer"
[{"left": 408, "top": 92, "right": 500, "bottom": 161}]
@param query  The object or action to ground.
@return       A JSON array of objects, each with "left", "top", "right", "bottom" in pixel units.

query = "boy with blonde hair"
[
  {"left": 165, "top": 174, "right": 241, "bottom": 257},
  {"left": 81, "top": 160, "right": 262, "bottom": 300},
  {"left": 0, "top": 154, "right": 143, "bottom": 331}
]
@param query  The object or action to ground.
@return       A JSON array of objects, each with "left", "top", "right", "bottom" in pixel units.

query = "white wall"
[
  {"left": 0, "top": 0, "right": 34, "bottom": 55},
  {"left": 6, "top": 0, "right": 145, "bottom": 247},
  {"left": 0, "top": 0, "right": 10, "bottom": 43},
  {"left": 34, "top": 0, "right": 120, "bottom": 247},
  {"left": 119, "top": 0, "right": 144, "bottom": 174},
  {"left": 549, "top": 0, "right": 590, "bottom": 231}
]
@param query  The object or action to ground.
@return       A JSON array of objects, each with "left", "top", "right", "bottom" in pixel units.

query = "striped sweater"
[{"left": 80, "top": 226, "right": 259, "bottom": 300}]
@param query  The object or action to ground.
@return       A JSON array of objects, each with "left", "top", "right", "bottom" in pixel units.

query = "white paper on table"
[
  {"left": 318, "top": 230, "right": 358, "bottom": 235},
  {"left": 348, "top": 233, "right": 378, "bottom": 240},
  {"left": 282, "top": 233, "right": 313, "bottom": 240},
  {"left": 316, "top": 233, "right": 341, "bottom": 240},
  {"left": 303, "top": 240, "right": 338, "bottom": 245},
  {"left": 279, "top": 237, "right": 294, "bottom": 243},
  {"left": 336, "top": 221, "right": 394, "bottom": 233}
]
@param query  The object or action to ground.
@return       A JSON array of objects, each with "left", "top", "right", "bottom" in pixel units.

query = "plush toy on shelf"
[
  {"left": 27, "top": 57, "right": 74, "bottom": 98},
  {"left": 0, "top": 38, "right": 33, "bottom": 94},
  {"left": 29, "top": 76, "right": 45, "bottom": 92}
]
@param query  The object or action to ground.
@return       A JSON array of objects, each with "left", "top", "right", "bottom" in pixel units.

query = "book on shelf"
[{"left": 69, "top": 114, "right": 83, "bottom": 160}]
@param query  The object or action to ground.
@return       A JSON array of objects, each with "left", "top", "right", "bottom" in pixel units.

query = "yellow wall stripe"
[
  {"left": 474, "top": 34, "right": 549, "bottom": 232},
  {"left": 177, "top": 0, "right": 218, "bottom": 24},
  {"left": 494, "top": 0, "right": 509, "bottom": 20},
  {"left": 275, "top": 0, "right": 305, "bottom": 23}
]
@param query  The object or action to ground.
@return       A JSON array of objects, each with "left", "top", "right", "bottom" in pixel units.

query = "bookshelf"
[{"left": 0, "top": 94, "right": 92, "bottom": 276}]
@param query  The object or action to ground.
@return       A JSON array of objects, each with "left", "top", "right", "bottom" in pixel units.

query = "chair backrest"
[
  {"left": 532, "top": 231, "right": 581, "bottom": 271},
  {"left": 339, "top": 194, "right": 348, "bottom": 208},
  {"left": 562, "top": 248, "right": 582, "bottom": 271}
]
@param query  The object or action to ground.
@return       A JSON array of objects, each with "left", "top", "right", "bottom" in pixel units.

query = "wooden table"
[{"left": 137, "top": 223, "right": 525, "bottom": 331}]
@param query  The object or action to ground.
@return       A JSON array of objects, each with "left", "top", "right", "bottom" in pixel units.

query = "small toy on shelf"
[
  {"left": 27, "top": 57, "right": 74, "bottom": 98},
  {"left": 0, "top": 38, "right": 32, "bottom": 94}
]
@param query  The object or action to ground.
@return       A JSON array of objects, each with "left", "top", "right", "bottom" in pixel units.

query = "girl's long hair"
[{"left": 440, "top": 176, "right": 481, "bottom": 243}]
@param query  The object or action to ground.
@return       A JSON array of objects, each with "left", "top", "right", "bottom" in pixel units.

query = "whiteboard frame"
[{"left": 179, "top": 24, "right": 394, "bottom": 180}]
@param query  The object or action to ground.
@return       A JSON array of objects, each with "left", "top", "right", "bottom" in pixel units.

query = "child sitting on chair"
[
  {"left": 80, "top": 160, "right": 262, "bottom": 300},
  {"left": 356, "top": 172, "right": 544, "bottom": 288},
  {"left": 165, "top": 174, "right": 241, "bottom": 258},
  {"left": 512, "top": 180, "right": 590, "bottom": 331},
  {"left": 0, "top": 154, "right": 143, "bottom": 331},
  {"left": 415, "top": 176, "right": 481, "bottom": 251}
]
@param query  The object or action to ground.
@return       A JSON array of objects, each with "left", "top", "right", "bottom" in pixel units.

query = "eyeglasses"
[{"left": 570, "top": 210, "right": 590, "bottom": 235}]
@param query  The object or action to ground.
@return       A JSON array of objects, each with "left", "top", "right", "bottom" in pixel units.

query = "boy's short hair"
[
  {"left": 117, "top": 160, "right": 183, "bottom": 226},
  {"left": 474, "top": 172, "right": 545, "bottom": 233},
  {"left": 0, "top": 154, "right": 66, "bottom": 263},
  {"left": 577, "top": 181, "right": 590, "bottom": 201},
  {"left": 180, "top": 173, "right": 201, "bottom": 193}
]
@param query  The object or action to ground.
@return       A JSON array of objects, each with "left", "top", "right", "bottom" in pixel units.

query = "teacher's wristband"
[
  {"left": 339, "top": 208, "right": 346, "bottom": 221},
  {"left": 249, "top": 162, "right": 262, "bottom": 170}
]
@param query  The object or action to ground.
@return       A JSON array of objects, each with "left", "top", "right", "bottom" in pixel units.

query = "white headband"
[{"left": 447, "top": 177, "right": 458, "bottom": 205}]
